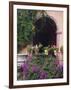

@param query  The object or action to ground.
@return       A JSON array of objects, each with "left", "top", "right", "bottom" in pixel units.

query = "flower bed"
[{"left": 17, "top": 54, "right": 63, "bottom": 80}]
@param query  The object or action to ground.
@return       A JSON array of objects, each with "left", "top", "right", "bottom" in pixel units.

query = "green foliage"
[
  {"left": 29, "top": 72, "right": 39, "bottom": 80},
  {"left": 43, "top": 56, "right": 57, "bottom": 78},
  {"left": 44, "top": 46, "right": 58, "bottom": 52},
  {"left": 17, "top": 9, "right": 37, "bottom": 52},
  {"left": 30, "top": 55, "right": 45, "bottom": 66}
]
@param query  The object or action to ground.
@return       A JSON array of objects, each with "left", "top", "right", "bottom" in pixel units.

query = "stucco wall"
[{"left": 47, "top": 11, "right": 63, "bottom": 48}]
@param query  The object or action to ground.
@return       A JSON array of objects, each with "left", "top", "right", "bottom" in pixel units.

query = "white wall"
[{"left": 0, "top": 0, "right": 71, "bottom": 90}]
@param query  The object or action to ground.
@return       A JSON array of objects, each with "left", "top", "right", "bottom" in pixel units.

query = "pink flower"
[
  {"left": 39, "top": 71, "right": 48, "bottom": 79},
  {"left": 21, "top": 63, "right": 29, "bottom": 76},
  {"left": 31, "top": 65, "right": 40, "bottom": 73},
  {"left": 27, "top": 54, "right": 32, "bottom": 61}
]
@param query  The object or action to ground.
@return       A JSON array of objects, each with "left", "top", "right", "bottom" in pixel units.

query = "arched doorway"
[{"left": 33, "top": 15, "right": 57, "bottom": 47}]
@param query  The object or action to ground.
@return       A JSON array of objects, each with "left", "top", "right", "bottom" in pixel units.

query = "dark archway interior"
[{"left": 33, "top": 16, "right": 57, "bottom": 47}]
